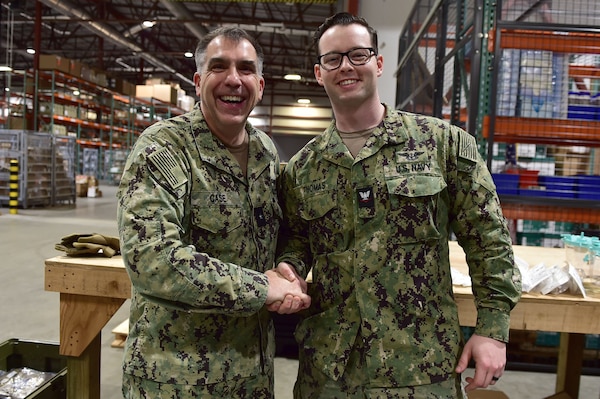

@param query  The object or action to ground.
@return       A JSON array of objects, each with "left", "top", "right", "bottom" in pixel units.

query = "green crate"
[
  {"left": 516, "top": 232, "right": 544, "bottom": 247},
  {"left": 521, "top": 219, "right": 549, "bottom": 233},
  {"left": 0, "top": 339, "right": 67, "bottom": 399},
  {"left": 586, "top": 334, "right": 600, "bottom": 350},
  {"left": 535, "top": 331, "right": 560, "bottom": 347},
  {"left": 553, "top": 222, "right": 575, "bottom": 234}
]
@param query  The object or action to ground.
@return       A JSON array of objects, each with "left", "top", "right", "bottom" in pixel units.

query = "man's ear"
[
  {"left": 376, "top": 54, "right": 384, "bottom": 77},
  {"left": 193, "top": 72, "right": 202, "bottom": 97},
  {"left": 314, "top": 64, "right": 324, "bottom": 87}
]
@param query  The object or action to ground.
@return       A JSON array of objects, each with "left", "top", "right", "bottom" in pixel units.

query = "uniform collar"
[
  {"left": 188, "top": 103, "right": 276, "bottom": 183},
  {"left": 318, "top": 104, "right": 408, "bottom": 167}
]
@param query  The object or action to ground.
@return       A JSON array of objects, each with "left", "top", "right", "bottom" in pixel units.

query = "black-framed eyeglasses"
[{"left": 317, "top": 47, "right": 377, "bottom": 71}]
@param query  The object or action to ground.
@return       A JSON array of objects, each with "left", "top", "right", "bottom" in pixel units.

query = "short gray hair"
[{"left": 194, "top": 26, "right": 264, "bottom": 75}]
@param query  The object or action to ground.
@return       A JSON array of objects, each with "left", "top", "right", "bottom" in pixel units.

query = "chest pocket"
[
  {"left": 297, "top": 187, "right": 342, "bottom": 250},
  {"left": 385, "top": 175, "right": 446, "bottom": 243},
  {"left": 191, "top": 191, "right": 244, "bottom": 234},
  {"left": 298, "top": 189, "right": 337, "bottom": 220}
]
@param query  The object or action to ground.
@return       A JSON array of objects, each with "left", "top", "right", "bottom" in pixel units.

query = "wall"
[
  {"left": 272, "top": 0, "right": 418, "bottom": 161},
  {"left": 360, "top": 0, "right": 416, "bottom": 106}
]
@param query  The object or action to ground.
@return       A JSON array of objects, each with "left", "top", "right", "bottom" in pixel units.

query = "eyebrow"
[{"left": 206, "top": 57, "right": 257, "bottom": 70}]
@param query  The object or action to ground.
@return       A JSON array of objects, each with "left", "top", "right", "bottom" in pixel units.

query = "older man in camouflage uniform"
[
  {"left": 118, "top": 27, "right": 309, "bottom": 398},
  {"left": 277, "top": 13, "right": 521, "bottom": 398}
]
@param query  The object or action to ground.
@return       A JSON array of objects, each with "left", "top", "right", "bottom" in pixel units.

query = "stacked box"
[
  {"left": 38, "top": 54, "right": 70, "bottom": 74},
  {"left": 136, "top": 84, "right": 178, "bottom": 104}
]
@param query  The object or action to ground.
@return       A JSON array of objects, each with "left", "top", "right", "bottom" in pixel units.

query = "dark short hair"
[
  {"left": 312, "top": 12, "right": 378, "bottom": 57},
  {"left": 194, "top": 26, "right": 264, "bottom": 75}
]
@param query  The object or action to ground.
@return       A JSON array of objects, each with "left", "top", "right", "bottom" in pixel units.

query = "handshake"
[
  {"left": 265, "top": 262, "right": 311, "bottom": 314},
  {"left": 55, "top": 233, "right": 121, "bottom": 258}
]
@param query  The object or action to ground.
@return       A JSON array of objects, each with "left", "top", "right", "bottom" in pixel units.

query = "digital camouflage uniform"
[
  {"left": 277, "top": 106, "right": 522, "bottom": 396},
  {"left": 117, "top": 102, "right": 281, "bottom": 398}
]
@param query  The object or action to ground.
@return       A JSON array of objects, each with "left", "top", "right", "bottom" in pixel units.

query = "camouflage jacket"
[
  {"left": 117, "top": 103, "right": 281, "bottom": 386},
  {"left": 277, "top": 106, "right": 522, "bottom": 387}
]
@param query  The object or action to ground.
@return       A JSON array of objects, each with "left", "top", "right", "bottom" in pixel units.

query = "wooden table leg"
[
  {"left": 58, "top": 293, "right": 126, "bottom": 399},
  {"left": 556, "top": 332, "right": 585, "bottom": 398},
  {"left": 67, "top": 333, "right": 101, "bottom": 399}
]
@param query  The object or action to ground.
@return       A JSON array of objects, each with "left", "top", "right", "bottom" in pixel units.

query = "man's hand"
[
  {"left": 265, "top": 262, "right": 311, "bottom": 314},
  {"left": 455, "top": 333, "right": 506, "bottom": 392}
]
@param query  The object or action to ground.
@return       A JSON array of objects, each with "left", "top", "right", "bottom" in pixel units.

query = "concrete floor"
[{"left": 1, "top": 183, "right": 598, "bottom": 398}]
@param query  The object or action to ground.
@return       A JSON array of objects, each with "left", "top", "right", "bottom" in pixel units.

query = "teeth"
[
  {"left": 340, "top": 79, "right": 357, "bottom": 86},
  {"left": 221, "top": 95, "right": 242, "bottom": 102}
]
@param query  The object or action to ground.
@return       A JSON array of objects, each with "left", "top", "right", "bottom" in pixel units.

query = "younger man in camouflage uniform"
[
  {"left": 118, "top": 27, "right": 310, "bottom": 398},
  {"left": 276, "top": 13, "right": 522, "bottom": 398}
]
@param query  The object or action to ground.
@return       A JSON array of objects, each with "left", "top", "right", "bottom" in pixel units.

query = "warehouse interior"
[{"left": 1, "top": 0, "right": 600, "bottom": 398}]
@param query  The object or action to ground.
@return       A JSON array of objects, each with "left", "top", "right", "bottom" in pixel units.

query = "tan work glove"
[{"left": 55, "top": 233, "right": 120, "bottom": 258}]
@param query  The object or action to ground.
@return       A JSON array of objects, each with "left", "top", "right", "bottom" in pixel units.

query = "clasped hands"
[{"left": 265, "top": 262, "right": 311, "bottom": 314}]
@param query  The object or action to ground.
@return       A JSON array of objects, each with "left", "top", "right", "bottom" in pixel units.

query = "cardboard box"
[
  {"left": 39, "top": 54, "right": 70, "bottom": 73},
  {"left": 69, "top": 59, "right": 83, "bottom": 77},
  {"left": 80, "top": 65, "right": 93, "bottom": 82},
  {"left": 114, "top": 79, "right": 137, "bottom": 96},
  {"left": 136, "top": 84, "right": 154, "bottom": 99},
  {"left": 75, "top": 175, "right": 89, "bottom": 197},
  {"left": 178, "top": 95, "right": 196, "bottom": 112},
  {"left": 76, "top": 183, "right": 88, "bottom": 197},
  {"left": 152, "top": 84, "right": 178, "bottom": 104},
  {"left": 145, "top": 77, "right": 165, "bottom": 85},
  {"left": 95, "top": 70, "right": 108, "bottom": 87},
  {"left": 87, "top": 185, "right": 98, "bottom": 198},
  {"left": 551, "top": 147, "right": 590, "bottom": 176},
  {"left": 593, "top": 149, "right": 600, "bottom": 175},
  {"left": 7, "top": 117, "right": 30, "bottom": 130},
  {"left": 468, "top": 390, "right": 510, "bottom": 399},
  {"left": 136, "top": 84, "right": 178, "bottom": 104},
  {"left": 124, "top": 81, "right": 137, "bottom": 96}
]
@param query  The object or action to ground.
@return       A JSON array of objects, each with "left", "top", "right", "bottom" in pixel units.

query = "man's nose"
[
  {"left": 339, "top": 54, "right": 353, "bottom": 69},
  {"left": 224, "top": 67, "right": 242, "bottom": 84}
]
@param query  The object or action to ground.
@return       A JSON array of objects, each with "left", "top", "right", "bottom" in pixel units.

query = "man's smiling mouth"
[
  {"left": 220, "top": 95, "right": 243, "bottom": 103},
  {"left": 339, "top": 79, "right": 358, "bottom": 86}
]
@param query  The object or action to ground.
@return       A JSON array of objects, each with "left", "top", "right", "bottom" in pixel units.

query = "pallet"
[{"left": 111, "top": 319, "right": 128, "bottom": 348}]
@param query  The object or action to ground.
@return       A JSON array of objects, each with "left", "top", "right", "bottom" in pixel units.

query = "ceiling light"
[
  {"left": 27, "top": 48, "right": 36, "bottom": 54},
  {"left": 184, "top": 52, "right": 193, "bottom": 58},
  {"left": 284, "top": 73, "right": 301, "bottom": 81},
  {"left": 142, "top": 20, "right": 156, "bottom": 28},
  {"left": 261, "top": 22, "right": 285, "bottom": 29},
  {"left": 297, "top": 98, "right": 311, "bottom": 104}
]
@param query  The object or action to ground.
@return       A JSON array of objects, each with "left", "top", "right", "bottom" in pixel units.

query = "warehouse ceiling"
[{"left": 2, "top": 0, "right": 343, "bottom": 104}]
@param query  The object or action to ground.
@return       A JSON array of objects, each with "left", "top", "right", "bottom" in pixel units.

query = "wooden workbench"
[{"left": 44, "top": 242, "right": 600, "bottom": 399}]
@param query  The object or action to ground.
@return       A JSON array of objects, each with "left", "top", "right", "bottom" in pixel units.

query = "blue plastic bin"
[
  {"left": 539, "top": 176, "right": 577, "bottom": 198},
  {"left": 576, "top": 175, "right": 600, "bottom": 200},
  {"left": 492, "top": 173, "right": 519, "bottom": 195}
]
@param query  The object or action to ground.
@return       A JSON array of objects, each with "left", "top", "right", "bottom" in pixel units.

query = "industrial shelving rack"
[
  {"left": 394, "top": 0, "right": 600, "bottom": 230},
  {"left": 0, "top": 129, "right": 76, "bottom": 208},
  {"left": 1, "top": 68, "right": 185, "bottom": 182}
]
